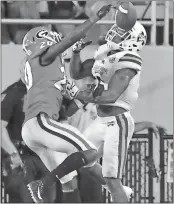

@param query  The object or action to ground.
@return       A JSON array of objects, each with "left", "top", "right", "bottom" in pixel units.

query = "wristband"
[
  {"left": 89, "top": 15, "right": 99, "bottom": 23},
  {"left": 74, "top": 99, "right": 84, "bottom": 109}
]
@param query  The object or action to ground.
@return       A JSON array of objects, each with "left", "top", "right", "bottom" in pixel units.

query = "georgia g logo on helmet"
[{"left": 36, "top": 30, "right": 49, "bottom": 39}]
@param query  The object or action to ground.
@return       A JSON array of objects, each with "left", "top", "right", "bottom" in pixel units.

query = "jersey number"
[
  {"left": 24, "top": 62, "right": 33, "bottom": 90},
  {"left": 24, "top": 63, "right": 66, "bottom": 91},
  {"left": 40, "top": 41, "right": 54, "bottom": 49}
]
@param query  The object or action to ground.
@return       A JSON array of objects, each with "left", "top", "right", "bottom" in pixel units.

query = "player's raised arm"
[
  {"left": 70, "top": 39, "right": 94, "bottom": 79},
  {"left": 42, "top": 5, "right": 111, "bottom": 63}
]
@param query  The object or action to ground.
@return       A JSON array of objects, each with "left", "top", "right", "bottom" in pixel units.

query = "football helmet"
[
  {"left": 105, "top": 2, "right": 137, "bottom": 45},
  {"left": 22, "top": 26, "right": 63, "bottom": 56},
  {"left": 106, "top": 21, "right": 147, "bottom": 52}
]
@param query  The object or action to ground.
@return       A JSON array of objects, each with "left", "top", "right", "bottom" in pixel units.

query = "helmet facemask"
[
  {"left": 105, "top": 9, "right": 132, "bottom": 50},
  {"left": 105, "top": 21, "right": 147, "bottom": 52},
  {"left": 105, "top": 24, "right": 132, "bottom": 43},
  {"left": 105, "top": 24, "right": 132, "bottom": 50}
]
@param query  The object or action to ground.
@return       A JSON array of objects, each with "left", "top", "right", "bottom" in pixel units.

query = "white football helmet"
[{"left": 105, "top": 21, "right": 147, "bottom": 52}]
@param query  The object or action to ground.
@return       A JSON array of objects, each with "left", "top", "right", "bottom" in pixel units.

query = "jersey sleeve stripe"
[
  {"left": 120, "top": 56, "right": 142, "bottom": 64},
  {"left": 123, "top": 53, "right": 142, "bottom": 62},
  {"left": 119, "top": 58, "right": 142, "bottom": 66}
]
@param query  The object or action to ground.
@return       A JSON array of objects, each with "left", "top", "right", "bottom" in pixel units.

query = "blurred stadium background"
[{"left": 1, "top": 0, "right": 173, "bottom": 203}]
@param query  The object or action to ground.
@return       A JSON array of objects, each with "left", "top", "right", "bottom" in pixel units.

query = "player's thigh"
[
  {"left": 102, "top": 114, "right": 132, "bottom": 179},
  {"left": 83, "top": 117, "right": 105, "bottom": 150},
  {"left": 22, "top": 113, "right": 96, "bottom": 155},
  {"left": 36, "top": 149, "right": 67, "bottom": 172},
  {"left": 22, "top": 119, "right": 74, "bottom": 155}
]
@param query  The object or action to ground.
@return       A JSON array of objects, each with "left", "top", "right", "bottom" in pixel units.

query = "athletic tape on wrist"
[{"left": 74, "top": 99, "right": 84, "bottom": 109}]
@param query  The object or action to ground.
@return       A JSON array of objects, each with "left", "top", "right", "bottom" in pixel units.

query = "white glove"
[
  {"left": 123, "top": 185, "right": 133, "bottom": 199},
  {"left": 66, "top": 79, "right": 79, "bottom": 99}
]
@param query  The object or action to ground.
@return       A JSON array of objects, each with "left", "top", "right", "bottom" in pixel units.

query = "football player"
[
  {"left": 21, "top": 5, "right": 111, "bottom": 203},
  {"left": 65, "top": 2, "right": 147, "bottom": 202}
]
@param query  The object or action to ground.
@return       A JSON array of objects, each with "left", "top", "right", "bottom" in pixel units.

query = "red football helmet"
[
  {"left": 105, "top": 2, "right": 137, "bottom": 45},
  {"left": 22, "top": 26, "right": 63, "bottom": 56}
]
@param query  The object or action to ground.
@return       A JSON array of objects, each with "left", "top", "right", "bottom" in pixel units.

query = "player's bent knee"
[
  {"left": 82, "top": 149, "right": 98, "bottom": 166},
  {"left": 83, "top": 160, "right": 97, "bottom": 168},
  {"left": 104, "top": 178, "right": 123, "bottom": 193}
]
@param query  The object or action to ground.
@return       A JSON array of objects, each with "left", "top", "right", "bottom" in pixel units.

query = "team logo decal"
[
  {"left": 94, "top": 65, "right": 108, "bottom": 76},
  {"left": 109, "top": 56, "right": 116, "bottom": 63},
  {"left": 137, "top": 31, "right": 146, "bottom": 42},
  {"left": 36, "top": 30, "right": 49, "bottom": 39},
  {"left": 107, "top": 121, "right": 115, "bottom": 127}
]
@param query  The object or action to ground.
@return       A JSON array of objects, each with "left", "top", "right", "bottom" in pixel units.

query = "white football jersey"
[{"left": 92, "top": 49, "right": 142, "bottom": 111}]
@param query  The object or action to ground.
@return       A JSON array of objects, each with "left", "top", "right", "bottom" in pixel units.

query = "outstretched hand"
[
  {"left": 96, "top": 4, "right": 112, "bottom": 19},
  {"left": 72, "top": 38, "right": 92, "bottom": 53},
  {"left": 147, "top": 122, "right": 167, "bottom": 138}
]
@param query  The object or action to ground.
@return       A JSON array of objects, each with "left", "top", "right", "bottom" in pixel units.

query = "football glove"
[
  {"left": 72, "top": 38, "right": 92, "bottom": 53},
  {"left": 66, "top": 79, "right": 79, "bottom": 99},
  {"left": 96, "top": 4, "right": 112, "bottom": 19}
]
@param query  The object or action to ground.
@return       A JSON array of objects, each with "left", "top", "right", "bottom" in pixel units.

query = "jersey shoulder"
[{"left": 117, "top": 51, "right": 142, "bottom": 71}]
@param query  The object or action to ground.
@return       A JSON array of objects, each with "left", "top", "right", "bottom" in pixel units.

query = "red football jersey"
[{"left": 23, "top": 53, "right": 65, "bottom": 124}]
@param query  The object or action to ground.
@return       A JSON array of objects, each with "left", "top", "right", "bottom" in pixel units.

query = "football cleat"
[{"left": 27, "top": 180, "right": 44, "bottom": 203}]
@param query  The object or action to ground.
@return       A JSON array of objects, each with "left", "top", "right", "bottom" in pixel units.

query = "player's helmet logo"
[
  {"left": 22, "top": 26, "right": 64, "bottom": 56},
  {"left": 36, "top": 30, "right": 49, "bottom": 39},
  {"left": 137, "top": 31, "right": 147, "bottom": 46}
]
